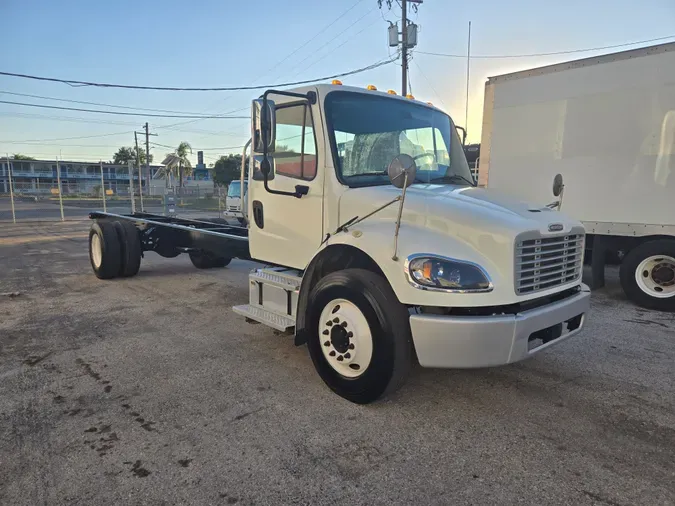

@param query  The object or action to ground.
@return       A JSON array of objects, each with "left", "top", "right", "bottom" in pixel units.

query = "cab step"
[
  {"left": 232, "top": 304, "right": 295, "bottom": 331},
  {"left": 232, "top": 267, "right": 302, "bottom": 332}
]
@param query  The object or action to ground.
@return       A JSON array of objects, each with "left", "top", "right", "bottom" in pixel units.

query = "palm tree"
[{"left": 160, "top": 141, "right": 193, "bottom": 188}]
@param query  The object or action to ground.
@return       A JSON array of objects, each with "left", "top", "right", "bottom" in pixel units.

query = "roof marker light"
[
  {"left": 406, "top": 94, "right": 415, "bottom": 100},
  {"left": 387, "top": 89, "right": 397, "bottom": 95},
  {"left": 366, "top": 84, "right": 377, "bottom": 90},
  {"left": 332, "top": 79, "right": 343, "bottom": 85}
]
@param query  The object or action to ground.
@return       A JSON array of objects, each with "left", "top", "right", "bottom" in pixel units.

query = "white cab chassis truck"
[
  {"left": 87, "top": 83, "right": 590, "bottom": 404},
  {"left": 479, "top": 42, "right": 675, "bottom": 311}
]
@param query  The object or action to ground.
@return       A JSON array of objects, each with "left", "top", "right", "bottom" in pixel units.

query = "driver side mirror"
[
  {"left": 251, "top": 99, "right": 276, "bottom": 155},
  {"left": 455, "top": 125, "right": 467, "bottom": 146},
  {"left": 552, "top": 173, "right": 564, "bottom": 197}
]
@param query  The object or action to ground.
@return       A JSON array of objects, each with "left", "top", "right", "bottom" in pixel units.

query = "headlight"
[{"left": 404, "top": 255, "right": 492, "bottom": 292}]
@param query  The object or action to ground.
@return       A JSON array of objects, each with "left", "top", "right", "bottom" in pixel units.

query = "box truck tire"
[
  {"left": 305, "top": 269, "right": 413, "bottom": 404},
  {"left": 89, "top": 221, "right": 121, "bottom": 280},
  {"left": 619, "top": 240, "right": 675, "bottom": 311}
]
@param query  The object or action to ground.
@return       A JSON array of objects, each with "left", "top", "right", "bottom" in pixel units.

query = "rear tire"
[
  {"left": 305, "top": 268, "right": 413, "bottom": 404},
  {"left": 113, "top": 221, "right": 142, "bottom": 277},
  {"left": 89, "top": 220, "right": 121, "bottom": 280},
  {"left": 620, "top": 239, "right": 675, "bottom": 311}
]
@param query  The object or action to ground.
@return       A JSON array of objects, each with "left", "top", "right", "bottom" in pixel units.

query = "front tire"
[
  {"left": 620, "top": 239, "right": 675, "bottom": 311},
  {"left": 306, "top": 268, "right": 413, "bottom": 404},
  {"left": 89, "top": 220, "right": 121, "bottom": 279}
]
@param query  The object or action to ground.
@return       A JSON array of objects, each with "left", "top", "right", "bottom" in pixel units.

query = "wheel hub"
[
  {"left": 652, "top": 263, "right": 675, "bottom": 286},
  {"left": 318, "top": 299, "right": 373, "bottom": 378},
  {"left": 635, "top": 255, "right": 675, "bottom": 298},
  {"left": 330, "top": 325, "right": 350, "bottom": 354}
]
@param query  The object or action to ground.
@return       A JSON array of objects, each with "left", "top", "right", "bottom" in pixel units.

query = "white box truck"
[
  {"left": 479, "top": 42, "right": 675, "bottom": 311},
  {"left": 86, "top": 82, "right": 590, "bottom": 403}
]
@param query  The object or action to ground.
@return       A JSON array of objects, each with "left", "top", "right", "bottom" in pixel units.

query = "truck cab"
[{"left": 237, "top": 83, "right": 591, "bottom": 403}]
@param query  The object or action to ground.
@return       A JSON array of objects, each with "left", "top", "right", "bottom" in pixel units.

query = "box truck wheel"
[
  {"left": 113, "top": 221, "right": 142, "bottom": 277},
  {"left": 89, "top": 221, "right": 121, "bottom": 280},
  {"left": 305, "top": 268, "right": 412, "bottom": 404},
  {"left": 620, "top": 239, "right": 675, "bottom": 311}
]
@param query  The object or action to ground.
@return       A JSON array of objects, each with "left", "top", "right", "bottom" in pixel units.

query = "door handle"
[{"left": 295, "top": 185, "right": 309, "bottom": 198}]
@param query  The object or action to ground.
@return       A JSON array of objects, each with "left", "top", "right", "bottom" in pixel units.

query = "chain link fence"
[{"left": 1, "top": 159, "right": 232, "bottom": 223}]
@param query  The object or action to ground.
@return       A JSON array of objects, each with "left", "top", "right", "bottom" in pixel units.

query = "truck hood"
[{"left": 338, "top": 183, "right": 583, "bottom": 257}]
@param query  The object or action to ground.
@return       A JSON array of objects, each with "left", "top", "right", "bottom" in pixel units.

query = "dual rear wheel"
[
  {"left": 89, "top": 220, "right": 140, "bottom": 279},
  {"left": 89, "top": 220, "right": 232, "bottom": 279}
]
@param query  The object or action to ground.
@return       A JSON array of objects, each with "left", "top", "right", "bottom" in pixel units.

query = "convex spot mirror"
[
  {"left": 388, "top": 154, "right": 417, "bottom": 189},
  {"left": 552, "top": 173, "right": 564, "bottom": 197},
  {"left": 251, "top": 99, "right": 276, "bottom": 154}
]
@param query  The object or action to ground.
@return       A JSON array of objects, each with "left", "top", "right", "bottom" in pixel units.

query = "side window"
[{"left": 274, "top": 104, "right": 317, "bottom": 180}]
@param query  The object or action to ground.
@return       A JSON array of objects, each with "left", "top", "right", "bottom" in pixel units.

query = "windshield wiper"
[
  {"left": 428, "top": 174, "right": 476, "bottom": 187},
  {"left": 350, "top": 171, "right": 388, "bottom": 177}
]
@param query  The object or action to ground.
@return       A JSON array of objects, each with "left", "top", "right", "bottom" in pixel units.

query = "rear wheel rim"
[
  {"left": 91, "top": 233, "right": 103, "bottom": 268},
  {"left": 635, "top": 255, "right": 675, "bottom": 298},
  {"left": 318, "top": 298, "right": 373, "bottom": 378}
]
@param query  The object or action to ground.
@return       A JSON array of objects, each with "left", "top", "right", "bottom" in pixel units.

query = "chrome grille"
[{"left": 515, "top": 233, "right": 584, "bottom": 295}]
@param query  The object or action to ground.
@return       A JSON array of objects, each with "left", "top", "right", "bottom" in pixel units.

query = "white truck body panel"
[{"left": 478, "top": 42, "right": 675, "bottom": 237}]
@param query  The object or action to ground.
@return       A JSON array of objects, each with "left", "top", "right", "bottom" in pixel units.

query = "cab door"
[{"left": 248, "top": 93, "right": 324, "bottom": 269}]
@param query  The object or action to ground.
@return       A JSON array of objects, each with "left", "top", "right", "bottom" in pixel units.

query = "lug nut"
[
  {"left": 322, "top": 329, "right": 329, "bottom": 335},
  {"left": 347, "top": 332, "right": 353, "bottom": 338},
  {"left": 326, "top": 321, "right": 333, "bottom": 326},
  {"left": 323, "top": 341, "right": 330, "bottom": 347},
  {"left": 344, "top": 353, "right": 351, "bottom": 359},
  {"left": 341, "top": 321, "right": 348, "bottom": 327},
  {"left": 337, "top": 355, "right": 344, "bottom": 362},
  {"left": 333, "top": 317, "right": 340, "bottom": 323},
  {"left": 329, "top": 351, "right": 336, "bottom": 357},
  {"left": 348, "top": 343, "right": 355, "bottom": 350}
]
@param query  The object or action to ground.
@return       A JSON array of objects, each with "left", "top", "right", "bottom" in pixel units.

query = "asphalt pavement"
[{"left": 0, "top": 222, "right": 673, "bottom": 505}]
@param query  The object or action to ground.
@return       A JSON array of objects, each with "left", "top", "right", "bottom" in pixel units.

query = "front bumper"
[{"left": 409, "top": 284, "right": 591, "bottom": 368}]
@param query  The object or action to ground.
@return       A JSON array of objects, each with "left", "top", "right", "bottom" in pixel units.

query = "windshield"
[
  {"left": 325, "top": 91, "right": 474, "bottom": 187},
  {"left": 227, "top": 181, "right": 245, "bottom": 198}
]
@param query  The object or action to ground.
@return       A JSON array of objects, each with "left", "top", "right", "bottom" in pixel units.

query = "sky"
[{"left": 1, "top": 0, "right": 674, "bottom": 165}]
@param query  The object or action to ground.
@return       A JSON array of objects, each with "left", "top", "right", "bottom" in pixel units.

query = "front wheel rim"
[
  {"left": 635, "top": 255, "right": 675, "bottom": 298},
  {"left": 91, "top": 233, "right": 103, "bottom": 268},
  {"left": 318, "top": 298, "right": 373, "bottom": 378}
]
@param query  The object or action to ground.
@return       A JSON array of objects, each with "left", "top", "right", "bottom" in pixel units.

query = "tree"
[
  {"left": 160, "top": 141, "right": 192, "bottom": 188},
  {"left": 11, "top": 154, "right": 35, "bottom": 160},
  {"left": 112, "top": 146, "right": 153, "bottom": 166},
  {"left": 213, "top": 154, "right": 248, "bottom": 187}
]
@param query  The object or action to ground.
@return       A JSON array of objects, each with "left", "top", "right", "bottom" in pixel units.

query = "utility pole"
[
  {"left": 401, "top": 0, "right": 407, "bottom": 96},
  {"left": 465, "top": 21, "right": 472, "bottom": 135},
  {"left": 384, "top": 0, "right": 420, "bottom": 96},
  {"left": 136, "top": 123, "right": 157, "bottom": 201},
  {"left": 134, "top": 131, "right": 144, "bottom": 212}
]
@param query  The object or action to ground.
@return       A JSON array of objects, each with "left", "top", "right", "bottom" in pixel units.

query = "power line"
[
  {"left": 262, "top": 0, "right": 368, "bottom": 77},
  {"left": 291, "top": 15, "right": 382, "bottom": 78},
  {"left": 0, "top": 90, "right": 228, "bottom": 116},
  {"left": 0, "top": 111, "right": 141, "bottom": 126},
  {"left": 282, "top": 8, "right": 377, "bottom": 78},
  {"left": 0, "top": 57, "right": 398, "bottom": 91},
  {"left": 415, "top": 34, "right": 675, "bottom": 59},
  {"left": 157, "top": 0, "right": 369, "bottom": 134},
  {"left": 412, "top": 60, "right": 447, "bottom": 109},
  {"left": 0, "top": 100, "right": 249, "bottom": 118},
  {"left": 0, "top": 131, "right": 131, "bottom": 143},
  {"left": 1, "top": 142, "right": 125, "bottom": 148}
]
